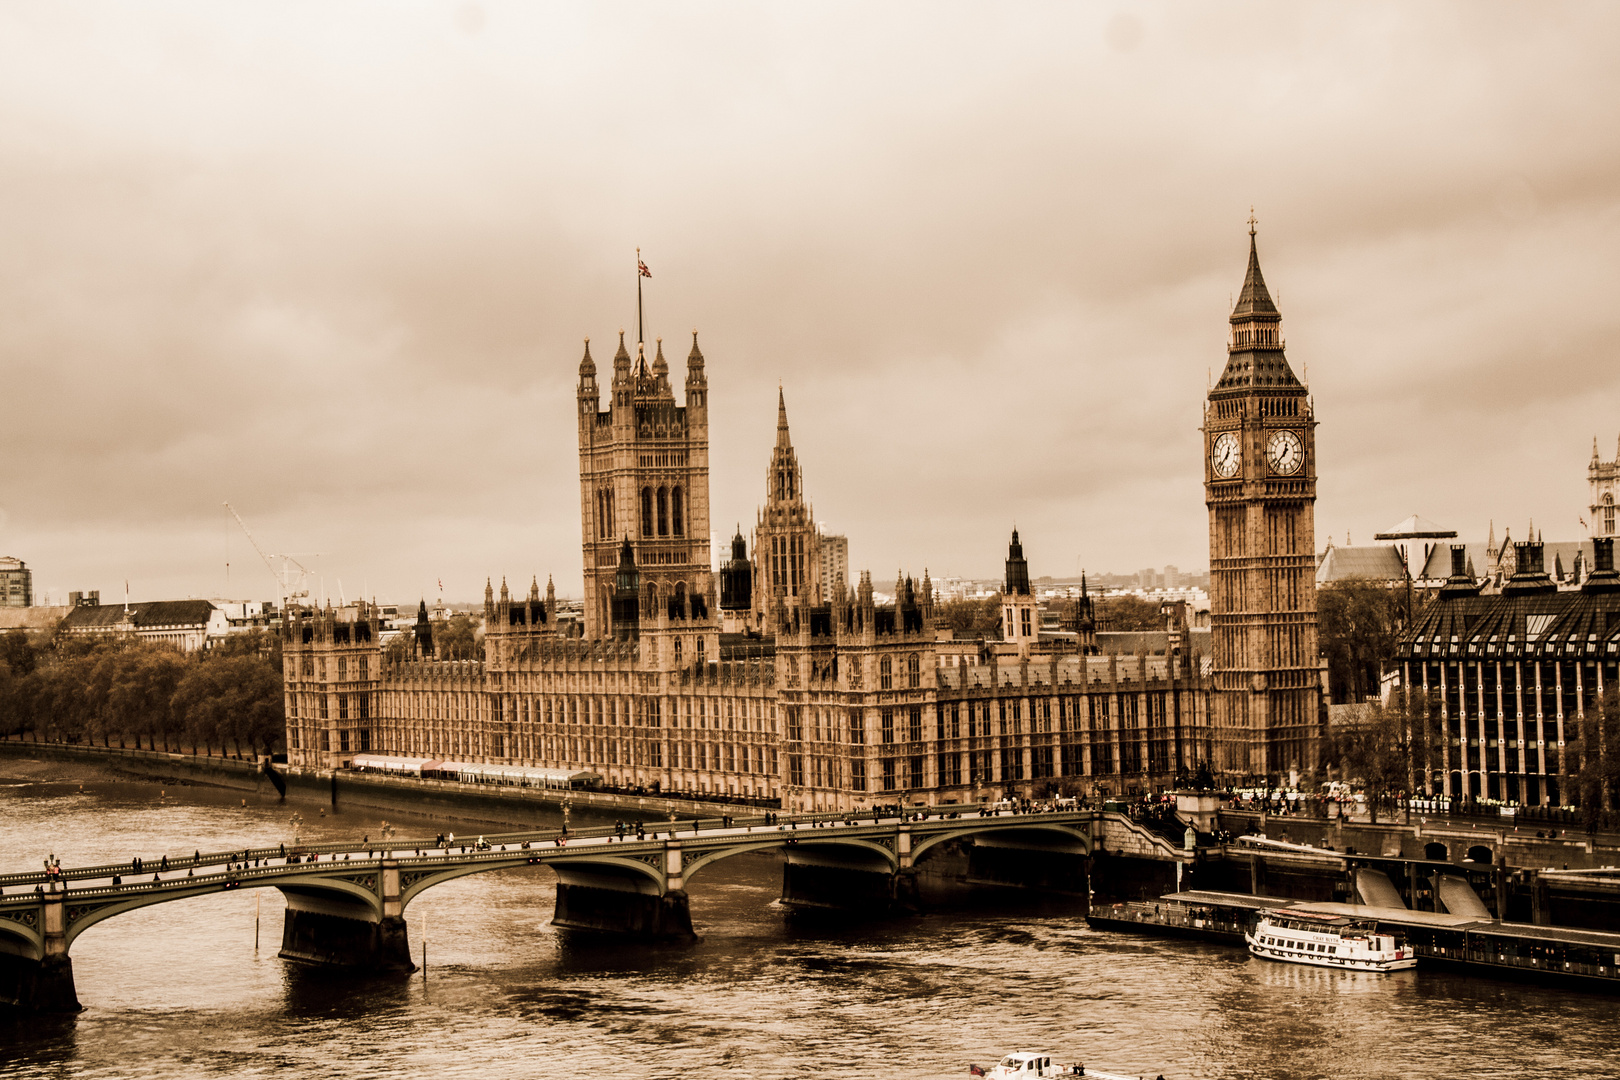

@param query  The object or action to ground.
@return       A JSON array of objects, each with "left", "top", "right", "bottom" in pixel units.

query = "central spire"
[
  {"left": 776, "top": 385, "right": 792, "bottom": 449},
  {"left": 1212, "top": 216, "right": 1302, "bottom": 396},
  {"left": 1232, "top": 223, "right": 1278, "bottom": 317}
]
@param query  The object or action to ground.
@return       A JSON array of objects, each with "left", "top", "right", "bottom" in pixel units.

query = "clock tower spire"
[{"left": 1203, "top": 217, "right": 1320, "bottom": 781}]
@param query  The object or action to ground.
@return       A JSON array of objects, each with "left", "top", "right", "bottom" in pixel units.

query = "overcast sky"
[{"left": 2, "top": 2, "right": 1618, "bottom": 606}]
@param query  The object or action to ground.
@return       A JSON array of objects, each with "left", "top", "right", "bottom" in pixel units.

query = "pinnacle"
[
  {"left": 688, "top": 329, "right": 703, "bottom": 362},
  {"left": 613, "top": 331, "right": 630, "bottom": 362},
  {"left": 776, "top": 386, "right": 792, "bottom": 449},
  {"left": 1231, "top": 229, "right": 1279, "bottom": 317}
]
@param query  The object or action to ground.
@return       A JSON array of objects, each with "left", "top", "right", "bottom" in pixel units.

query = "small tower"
[
  {"left": 610, "top": 538, "right": 641, "bottom": 641},
  {"left": 753, "top": 388, "right": 822, "bottom": 633},
  {"left": 414, "top": 599, "right": 435, "bottom": 659},
  {"left": 1001, "top": 529, "right": 1040, "bottom": 658}
]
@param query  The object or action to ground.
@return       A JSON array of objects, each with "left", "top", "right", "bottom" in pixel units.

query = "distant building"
[
  {"left": 820, "top": 532, "right": 849, "bottom": 599},
  {"left": 58, "top": 597, "right": 229, "bottom": 652},
  {"left": 1374, "top": 515, "right": 1457, "bottom": 580},
  {"left": 1590, "top": 435, "right": 1620, "bottom": 539},
  {"left": 0, "top": 605, "right": 67, "bottom": 634},
  {"left": 0, "top": 557, "right": 32, "bottom": 608},
  {"left": 212, "top": 600, "right": 279, "bottom": 633}
]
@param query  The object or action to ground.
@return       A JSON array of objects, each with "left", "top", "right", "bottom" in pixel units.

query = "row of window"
[{"left": 297, "top": 655, "right": 371, "bottom": 680}]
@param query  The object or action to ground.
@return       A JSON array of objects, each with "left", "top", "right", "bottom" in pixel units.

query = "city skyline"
[{"left": 2, "top": 4, "right": 1618, "bottom": 603}]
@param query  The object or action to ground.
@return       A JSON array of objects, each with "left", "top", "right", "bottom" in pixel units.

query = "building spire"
[
  {"left": 1233, "top": 213, "right": 1278, "bottom": 317},
  {"left": 776, "top": 384, "right": 792, "bottom": 449},
  {"left": 1212, "top": 214, "right": 1298, "bottom": 394}
]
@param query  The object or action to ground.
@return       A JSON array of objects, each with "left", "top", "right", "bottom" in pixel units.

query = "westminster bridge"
[{"left": 0, "top": 807, "right": 1187, "bottom": 1011}]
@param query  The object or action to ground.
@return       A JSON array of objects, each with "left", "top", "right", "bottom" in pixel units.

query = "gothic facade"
[
  {"left": 1591, "top": 435, "right": 1620, "bottom": 540},
  {"left": 1203, "top": 225, "right": 1323, "bottom": 779},
  {"left": 285, "top": 231, "right": 1315, "bottom": 804}
]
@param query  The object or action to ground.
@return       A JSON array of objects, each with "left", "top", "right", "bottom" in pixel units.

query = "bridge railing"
[{"left": 0, "top": 807, "right": 1103, "bottom": 892}]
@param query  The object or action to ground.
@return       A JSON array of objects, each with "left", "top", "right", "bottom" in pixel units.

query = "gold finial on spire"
[{"left": 1248, "top": 206, "right": 1257, "bottom": 235}]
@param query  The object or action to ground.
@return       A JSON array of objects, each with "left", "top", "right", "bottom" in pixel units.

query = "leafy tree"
[
  {"left": 173, "top": 652, "right": 284, "bottom": 757},
  {"left": 1095, "top": 595, "right": 1162, "bottom": 631},
  {"left": 933, "top": 596, "right": 1002, "bottom": 636},
  {"left": 1317, "top": 579, "right": 1410, "bottom": 704},
  {"left": 385, "top": 626, "right": 417, "bottom": 664},
  {"left": 1326, "top": 691, "right": 1441, "bottom": 822},
  {"left": 435, "top": 614, "right": 484, "bottom": 660},
  {"left": 1574, "top": 688, "right": 1620, "bottom": 827}
]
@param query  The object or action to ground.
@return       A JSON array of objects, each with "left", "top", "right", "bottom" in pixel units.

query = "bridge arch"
[
  {"left": 396, "top": 852, "right": 663, "bottom": 908},
  {"left": 0, "top": 910, "right": 45, "bottom": 961},
  {"left": 908, "top": 822, "right": 1090, "bottom": 865},
  {"left": 681, "top": 836, "right": 899, "bottom": 885},
  {"left": 64, "top": 871, "right": 385, "bottom": 952}
]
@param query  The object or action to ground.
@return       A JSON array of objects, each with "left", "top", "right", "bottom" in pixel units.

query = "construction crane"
[{"left": 223, "top": 502, "right": 315, "bottom": 610}]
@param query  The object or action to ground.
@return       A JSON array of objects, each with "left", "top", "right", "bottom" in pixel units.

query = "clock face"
[
  {"left": 1267, "top": 429, "right": 1304, "bottom": 475},
  {"left": 1211, "top": 432, "right": 1241, "bottom": 478}
]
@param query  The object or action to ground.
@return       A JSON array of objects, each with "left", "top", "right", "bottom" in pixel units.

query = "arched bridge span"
[{"left": 1, "top": 808, "right": 1158, "bottom": 1011}]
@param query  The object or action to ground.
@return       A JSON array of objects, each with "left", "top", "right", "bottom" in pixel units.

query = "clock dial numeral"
[
  {"left": 1266, "top": 430, "right": 1304, "bottom": 475},
  {"left": 1212, "top": 432, "right": 1241, "bottom": 479}
]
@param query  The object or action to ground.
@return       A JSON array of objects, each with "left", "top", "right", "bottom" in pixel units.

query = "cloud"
[{"left": 1, "top": 2, "right": 1618, "bottom": 602}]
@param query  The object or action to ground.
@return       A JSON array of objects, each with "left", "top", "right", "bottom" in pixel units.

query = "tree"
[
  {"left": 173, "top": 652, "right": 284, "bottom": 757},
  {"left": 385, "top": 626, "right": 416, "bottom": 664},
  {"left": 933, "top": 596, "right": 1002, "bottom": 637},
  {"left": 1095, "top": 595, "right": 1162, "bottom": 631},
  {"left": 1326, "top": 691, "right": 1440, "bottom": 822},
  {"left": 1317, "top": 580, "right": 1408, "bottom": 705},
  {"left": 1574, "top": 687, "right": 1620, "bottom": 827},
  {"left": 435, "top": 614, "right": 484, "bottom": 660}
]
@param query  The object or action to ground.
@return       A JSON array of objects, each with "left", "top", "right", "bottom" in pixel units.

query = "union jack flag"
[{"left": 638, "top": 259, "right": 651, "bottom": 278}]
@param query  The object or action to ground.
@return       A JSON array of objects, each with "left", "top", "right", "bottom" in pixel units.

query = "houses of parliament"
[{"left": 281, "top": 230, "right": 1321, "bottom": 808}]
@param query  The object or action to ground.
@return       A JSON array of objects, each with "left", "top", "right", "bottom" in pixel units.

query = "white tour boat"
[
  {"left": 1245, "top": 908, "right": 1417, "bottom": 972},
  {"left": 979, "top": 1049, "right": 1147, "bottom": 1080}
]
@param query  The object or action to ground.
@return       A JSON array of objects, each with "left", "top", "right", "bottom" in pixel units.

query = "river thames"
[{"left": 1, "top": 761, "right": 1615, "bottom": 1079}]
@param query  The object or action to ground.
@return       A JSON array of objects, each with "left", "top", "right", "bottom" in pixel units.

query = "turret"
[
  {"left": 577, "top": 338, "right": 599, "bottom": 435},
  {"left": 414, "top": 599, "right": 435, "bottom": 659},
  {"left": 651, "top": 336, "right": 669, "bottom": 384},
  {"left": 1004, "top": 529, "right": 1031, "bottom": 595},
  {"left": 685, "top": 329, "right": 707, "bottom": 416}
]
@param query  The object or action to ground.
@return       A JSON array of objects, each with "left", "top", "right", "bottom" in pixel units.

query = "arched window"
[
  {"left": 657, "top": 486, "right": 669, "bottom": 536},
  {"left": 671, "top": 486, "right": 684, "bottom": 536},
  {"left": 641, "top": 487, "right": 653, "bottom": 537},
  {"left": 879, "top": 656, "right": 893, "bottom": 690},
  {"left": 671, "top": 582, "right": 687, "bottom": 621},
  {"left": 1606, "top": 492, "right": 1615, "bottom": 536},
  {"left": 907, "top": 653, "right": 920, "bottom": 688}
]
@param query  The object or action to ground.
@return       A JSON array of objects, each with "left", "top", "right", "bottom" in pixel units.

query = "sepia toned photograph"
[{"left": 2, "top": 3, "right": 1619, "bottom": 1077}]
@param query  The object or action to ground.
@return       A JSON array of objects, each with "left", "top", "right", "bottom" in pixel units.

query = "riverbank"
[{"left": 0, "top": 740, "right": 787, "bottom": 830}]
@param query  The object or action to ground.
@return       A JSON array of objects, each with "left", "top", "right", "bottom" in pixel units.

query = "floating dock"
[{"left": 1089, "top": 888, "right": 1620, "bottom": 990}]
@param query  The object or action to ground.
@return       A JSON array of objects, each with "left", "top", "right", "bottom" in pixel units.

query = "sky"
[{"left": 2, "top": 2, "right": 1618, "bottom": 606}]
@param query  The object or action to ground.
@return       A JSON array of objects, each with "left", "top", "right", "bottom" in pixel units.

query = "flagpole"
[{"left": 636, "top": 247, "right": 644, "bottom": 348}]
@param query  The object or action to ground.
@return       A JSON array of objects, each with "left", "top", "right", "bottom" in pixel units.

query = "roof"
[
  {"left": 60, "top": 599, "right": 219, "bottom": 632},
  {"left": 1232, "top": 231, "right": 1278, "bottom": 317},
  {"left": 1416, "top": 539, "right": 1594, "bottom": 582},
  {"left": 1374, "top": 514, "right": 1455, "bottom": 539},
  {"left": 1316, "top": 545, "right": 1408, "bottom": 584},
  {"left": 1401, "top": 584, "right": 1620, "bottom": 662}
]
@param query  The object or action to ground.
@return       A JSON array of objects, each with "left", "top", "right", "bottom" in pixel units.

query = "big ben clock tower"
[{"left": 1204, "top": 218, "right": 1320, "bottom": 781}]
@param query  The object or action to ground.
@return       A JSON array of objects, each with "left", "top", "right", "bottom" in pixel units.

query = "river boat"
[
  {"left": 1245, "top": 908, "right": 1416, "bottom": 972},
  {"left": 980, "top": 1049, "right": 1143, "bottom": 1080}
]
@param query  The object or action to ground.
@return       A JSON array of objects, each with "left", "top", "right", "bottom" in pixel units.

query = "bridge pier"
[
  {"left": 278, "top": 868, "right": 415, "bottom": 972},
  {"left": 0, "top": 887, "right": 80, "bottom": 1012},
  {"left": 780, "top": 835, "right": 912, "bottom": 913},
  {"left": 551, "top": 843, "right": 697, "bottom": 942}
]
